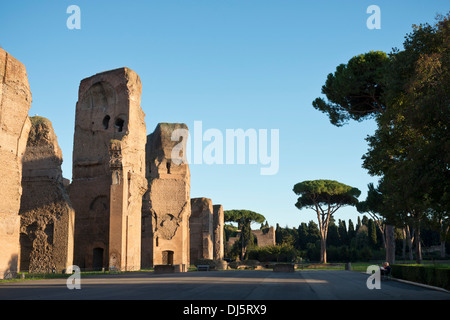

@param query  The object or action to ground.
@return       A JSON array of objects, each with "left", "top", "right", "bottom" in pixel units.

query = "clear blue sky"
[{"left": 1, "top": 1, "right": 448, "bottom": 228}]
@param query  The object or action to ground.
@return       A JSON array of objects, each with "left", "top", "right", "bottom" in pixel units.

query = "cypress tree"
[
  {"left": 338, "top": 219, "right": 349, "bottom": 246},
  {"left": 348, "top": 219, "right": 356, "bottom": 244},
  {"left": 297, "top": 223, "right": 309, "bottom": 250},
  {"left": 368, "top": 219, "right": 378, "bottom": 249}
]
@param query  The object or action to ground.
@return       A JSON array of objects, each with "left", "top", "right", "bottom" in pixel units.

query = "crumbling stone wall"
[
  {"left": 190, "top": 198, "right": 214, "bottom": 261},
  {"left": 142, "top": 123, "right": 191, "bottom": 271},
  {"left": 70, "top": 68, "right": 147, "bottom": 271},
  {"left": 252, "top": 226, "right": 276, "bottom": 247},
  {"left": 0, "top": 49, "right": 32, "bottom": 279},
  {"left": 226, "top": 227, "right": 276, "bottom": 253},
  {"left": 213, "top": 204, "right": 224, "bottom": 260},
  {"left": 19, "top": 116, "right": 74, "bottom": 273}
]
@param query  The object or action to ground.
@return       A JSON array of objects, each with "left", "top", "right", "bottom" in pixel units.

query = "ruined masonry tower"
[
  {"left": 213, "top": 204, "right": 224, "bottom": 260},
  {"left": 190, "top": 198, "right": 214, "bottom": 261},
  {"left": 141, "top": 123, "right": 191, "bottom": 271},
  {"left": 0, "top": 49, "right": 32, "bottom": 279},
  {"left": 70, "top": 68, "right": 147, "bottom": 271},
  {"left": 19, "top": 116, "right": 75, "bottom": 273}
]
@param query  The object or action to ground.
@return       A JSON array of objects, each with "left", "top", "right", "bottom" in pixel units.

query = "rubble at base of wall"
[{"left": 273, "top": 264, "right": 295, "bottom": 272}]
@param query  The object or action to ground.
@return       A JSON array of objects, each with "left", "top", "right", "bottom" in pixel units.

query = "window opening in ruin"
[
  {"left": 19, "top": 233, "right": 33, "bottom": 271},
  {"left": 162, "top": 250, "right": 174, "bottom": 265},
  {"left": 93, "top": 247, "right": 104, "bottom": 271},
  {"left": 166, "top": 161, "right": 171, "bottom": 174},
  {"left": 103, "top": 115, "right": 110, "bottom": 129},
  {"left": 115, "top": 118, "right": 125, "bottom": 132},
  {"left": 44, "top": 222, "right": 54, "bottom": 244}
]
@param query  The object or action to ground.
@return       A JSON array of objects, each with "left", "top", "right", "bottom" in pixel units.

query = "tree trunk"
[
  {"left": 440, "top": 241, "right": 446, "bottom": 259},
  {"left": 320, "top": 236, "right": 327, "bottom": 264},
  {"left": 415, "top": 234, "right": 422, "bottom": 264},
  {"left": 401, "top": 228, "right": 406, "bottom": 260},
  {"left": 240, "top": 220, "right": 251, "bottom": 261},
  {"left": 406, "top": 225, "right": 414, "bottom": 261},
  {"left": 440, "top": 224, "right": 449, "bottom": 259},
  {"left": 380, "top": 223, "right": 386, "bottom": 250},
  {"left": 240, "top": 236, "right": 249, "bottom": 261},
  {"left": 415, "top": 215, "right": 422, "bottom": 264},
  {"left": 385, "top": 225, "right": 395, "bottom": 264},
  {"left": 316, "top": 208, "right": 329, "bottom": 264}
]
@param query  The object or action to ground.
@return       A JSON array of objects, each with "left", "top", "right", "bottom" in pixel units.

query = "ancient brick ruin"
[
  {"left": 0, "top": 49, "right": 239, "bottom": 278},
  {"left": 213, "top": 205, "right": 224, "bottom": 260},
  {"left": 69, "top": 68, "right": 147, "bottom": 271},
  {"left": 227, "top": 226, "right": 276, "bottom": 250},
  {"left": 189, "top": 200, "right": 225, "bottom": 263},
  {"left": 252, "top": 226, "right": 276, "bottom": 247},
  {"left": 142, "top": 123, "right": 191, "bottom": 271},
  {"left": 19, "top": 116, "right": 75, "bottom": 273},
  {"left": 0, "top": 49, "right": 32, "bottom": 278},
  {"left": 190, "top": 198, "right": 214, "bottom": 261}
]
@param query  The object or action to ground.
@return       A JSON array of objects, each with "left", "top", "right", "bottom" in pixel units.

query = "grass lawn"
[
  {"left": 296, "top": 260, "right": 450, "bottom": 271},
  {"left": 296, "top": 262, "right": 372, "bottom": 272}
]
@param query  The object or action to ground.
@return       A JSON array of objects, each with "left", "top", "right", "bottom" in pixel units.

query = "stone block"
[{"left": 154, "top": 264, "right": 175, "bottom": 274}]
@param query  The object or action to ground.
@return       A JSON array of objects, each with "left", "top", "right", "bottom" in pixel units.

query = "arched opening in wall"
[
  {"left": 103, "top": 115, "right": 111, "bottom": 129},
  {"left": 162, "top": 250, "right": 174, "bottom": 265},
  {"left": 19, "top": 233, "right": 33, "bottom": 272},
  {"left": 89, "top": 195, "right": 109, "bottom": 212},
  {"left": 93, "top": 247, "right": 104, "bottom": 271},
  {"left": 166, "top": 161, "right": 171, "bottom": 174},
  {"left": 115, "top": 118, "right": 125, "bottom": 132}
]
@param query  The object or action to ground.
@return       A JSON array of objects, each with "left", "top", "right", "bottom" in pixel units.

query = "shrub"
[
  {"left": 339, "top": 246, "right": 350, "bottom": 262},
  {"left": 391, "top": 264, "right": 450, "bottom": 290},
  {"left": 306, "top": 242, "right": 321, "bottom": 261},
  {"left": 358, "top": 246, "right": 373, "bottom": 261},
  {"left": 247, "top": 244, "right": 300, "bottom": 262},
  {"left": 370, "top": 248, "right": 386, "bottom": 260}
]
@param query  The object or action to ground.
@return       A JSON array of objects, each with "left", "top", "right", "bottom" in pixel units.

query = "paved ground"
[{"left": 0, "top": 270, "right": 448, "bottom": 301}]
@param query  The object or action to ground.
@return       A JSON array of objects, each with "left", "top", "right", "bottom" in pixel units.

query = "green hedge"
[
  {"left": 247, "top": 244, "right": 300, "bottom": 262},
  {"left": 391, "top": 264, "right": 450, "bottom": 291}
]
